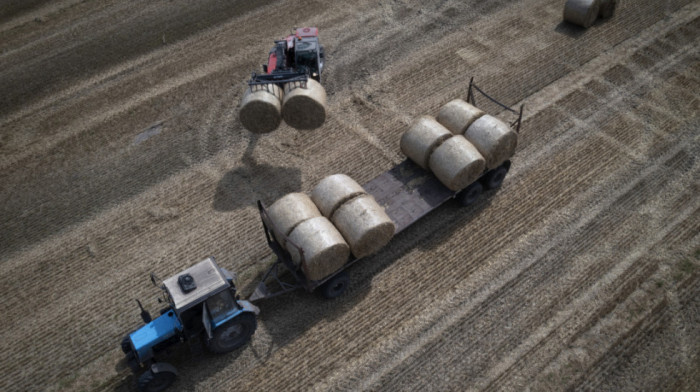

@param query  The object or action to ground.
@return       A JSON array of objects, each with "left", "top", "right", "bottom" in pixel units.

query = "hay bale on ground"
[
  {"left": 266, "top": 193, "right": 321, "bottom": 247},
  {"left": 428, "top": 135, "right": 486, "bottom": 191},
  {"left": 311, "top": 174, "right": 367, "bottom": 218},
  {"left": 464, "top": 114, "right": 518, "bottom": 170},
  {"left": 282, "top": 79, "right": 327, "bottom": 130},
  {"left": 331, "top": 194, "right": 395, "bottom": 258},
  {"left": 286, "top": 216, "right": 350, "bottom": 281},
  {"left": 563, "top": 0, "right": 601, "bottom": 28},
  {"left": 239, "top": 83, "right": 283, "bottom": 133},
  {"left": 400, "top": 116, "right": 453, "bottom": 169},
  {"left": 436, "top": 99, "right": 485, "bottom": 135}
]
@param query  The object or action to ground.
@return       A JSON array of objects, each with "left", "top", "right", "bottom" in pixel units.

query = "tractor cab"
[
  {"left": 122, "top": 257, "right": 259, "bottom": 392},
  {"left": 161, "top": 257, "right": 239, "bottom": 337}
]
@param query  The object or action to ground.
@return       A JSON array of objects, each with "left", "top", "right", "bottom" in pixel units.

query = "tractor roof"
[{"left": 163, "top": 257, "right": 229, "bottom": 312}]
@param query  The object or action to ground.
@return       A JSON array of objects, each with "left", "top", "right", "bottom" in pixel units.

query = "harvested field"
[{"left": 0, "top": 0, "right": 698, "bottom": 391}]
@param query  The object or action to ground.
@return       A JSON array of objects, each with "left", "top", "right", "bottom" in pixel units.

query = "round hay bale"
[
  {"left": 331, "top": 194, "right": 395, "bottom": 258},
  {"left": 311, "top": 174, "right": 367, "bottom": 218},
  {"left": 286, "top": 216, "right": 350, "bottom": 281},
  {"left": 266, "top": 193, "right": 321, "bottom": 247},
  {"left": 563, "top": 0, "right": 601, "bottom": 28},
  {"left": 464, "top": 114, "right": 518, "bottom": 170},
  {"left": 436, "top": 99, "right": 485, "bottom": 135},
  {"left": 282, "top": 79, "right": 327, "bottom": 130},
  {"left": 400, "top": 116, "right": 453, "bottom": 169},
  {"left": 598, "top": 0, "right": 616, "bottom": 19},
  {"left": 239, "top": 83, "right": 283, "bottom": 133},
  {"left": 428, "top": 135, "right": 486, "bottom": 191}
]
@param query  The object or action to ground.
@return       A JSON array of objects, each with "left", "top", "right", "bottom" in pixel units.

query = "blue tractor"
[{"left": 121, "top": 257, "right": 259, "bottom": 392}]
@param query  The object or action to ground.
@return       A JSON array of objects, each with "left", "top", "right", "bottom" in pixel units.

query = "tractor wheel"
[
  {"left": 563, "top": 0, "right": 601, "bottom": 28},
  {"left": 320, "top": 271, "right": 349, "bottom": 299},
  {"left": 120, "top": 335, "right": 131, "bottom": 354},
  {"left": 481, "top": 163, "right": 510, "bottom": 190},
  {"left": 137, "top": 364, "right": 177, "bottom": 392},
  {"left": 458, "top": 181, "right": 483, "bottom": 206},
  {"left": 206, "top": 312, "right": 257, "bottom": 354}
]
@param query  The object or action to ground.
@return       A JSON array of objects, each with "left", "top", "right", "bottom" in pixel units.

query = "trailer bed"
[{"left": 363, "top": 159, "right": 455, "bottom": 234}]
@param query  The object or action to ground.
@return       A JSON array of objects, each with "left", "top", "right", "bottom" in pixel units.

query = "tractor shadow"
[
  {"left": 213, "top": 134, "right": 302, "bottom": 211},
  {"left": 114, "top": 186, "right": 497, "bottom": 391}
]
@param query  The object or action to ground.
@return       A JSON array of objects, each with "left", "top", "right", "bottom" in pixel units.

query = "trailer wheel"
[
  {"left": 320, "top": 271, "right": 349, "bottom": 299},
  {"left": 137, "top": 363, "right": 177, "bottom": 392},
  {"left": 481, "top": 163, "right": 510, "bottom": 190},
  {"left": 599, "top": 0, "right": 617, "bottom": 18},
  {"left": 457, "top": 182, "right": 483, "bottom": 206},
  {"left": 207, "top": 312, "right": 256, "bottom": 354}
]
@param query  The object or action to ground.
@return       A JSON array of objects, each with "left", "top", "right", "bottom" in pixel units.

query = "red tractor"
[{"left": 239, "top": 27, "right": 327, "bottom": 133}]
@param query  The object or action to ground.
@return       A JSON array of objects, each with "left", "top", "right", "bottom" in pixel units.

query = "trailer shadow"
[{"left": 251, "top": 189, "right": 496, "bottom": 349}]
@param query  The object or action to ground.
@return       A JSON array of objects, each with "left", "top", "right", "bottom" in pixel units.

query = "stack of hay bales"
[
  {"left": 311, "top": 174, "right": 395, "bottom": 258},
  {"left": 435, "top": 99, "right": 518, "bottom": 170},
  {"left": 239, "top": 84, "right": 284, "bottom": 133},
  {"left": 400, "top": 116, "right": 486, "bottom": 191},
  {"left": 282, "top": 79, "right": 327, "bottom": 130},
  {"left": 266, "top": 193, "right": 349, "bottom": 281}
]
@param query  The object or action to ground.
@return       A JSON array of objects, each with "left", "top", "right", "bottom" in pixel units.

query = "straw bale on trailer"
[
  {"left": 436, "top": 99, "right": 485, "bottom": 135},
  {"left": 464, "top": 114, "right": 518, "bottom": 170},
  {"left": 286, "top": 217, "right": 350, "bottom": 281},
  {"left": 282, "top": 79, "right": 327, "bottom": 130},
  {"left": 311, "top": 174, "right": 367, "bottom": 218},
  {"left": 428, "top": 135, "right": 486, "bottom": 191},
  {"left": 239, "top": 83, "right": 284, "bottom": 133},
  {"left": 331, "top": 194, "right": 395, "bottom": 258},
  {"left": 266, "top": 193, "right": 321, "bottom": 247},
  {"left": 400, "top": 116, "right": 453, "bottom": 169}
]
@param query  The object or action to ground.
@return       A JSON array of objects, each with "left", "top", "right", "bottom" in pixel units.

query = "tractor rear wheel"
[
  {"left": 206, "top": 312, "right": 257, "bottom": 354},
  {"left": 137, "top": 364, "right": 176, "bottom": 392}
]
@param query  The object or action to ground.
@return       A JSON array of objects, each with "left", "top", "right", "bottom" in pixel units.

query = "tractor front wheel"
[
  {"left": 207, "top": 312, "right": 257, "bottom": 354},
  {"left": 137, "top": 363, "right": 177, "bottom": 392}
]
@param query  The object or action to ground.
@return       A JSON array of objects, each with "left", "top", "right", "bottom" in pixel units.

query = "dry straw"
[
  {"left": 311, "top": 174, "right": 367, "bottom": 218},
  {"left": 464, "top": 114, "right": 518, "bottom": 170},
  {"left": 331, "top": 194, "right": 395, "bottom": 258},
  {"left": 436, "top": 99, "right": 485, "bottom": 135},
  {"left": 428, "top": 135, "right": 486, "bottom": 191},
  {"left": 287, "top": 216, "right": 350, "bottom": 281},
  {"left": 239, "top": 83, "right": 284, "bottom": 133},
  {"left": 282, "top": 79, "right": 327, "bottom": 130},
  {"left": 266, "top": 193, "right": 321, "bottom": 247},
  {"left": 400, "top": 116, "right": 452, "bottom": 169}
]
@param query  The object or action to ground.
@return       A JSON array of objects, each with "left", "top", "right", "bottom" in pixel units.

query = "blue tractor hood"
[{"left": 129, "top": 309, "right": 182, "bottom": 362}]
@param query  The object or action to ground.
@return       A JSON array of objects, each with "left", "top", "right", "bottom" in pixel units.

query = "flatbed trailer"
[{"left": 248, "top": 80, "right": 523, "bottom": 302}]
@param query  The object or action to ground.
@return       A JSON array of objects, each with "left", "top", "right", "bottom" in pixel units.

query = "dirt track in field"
[{"left": 1, "top": 0, "right": 698, "bottom": 391}]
